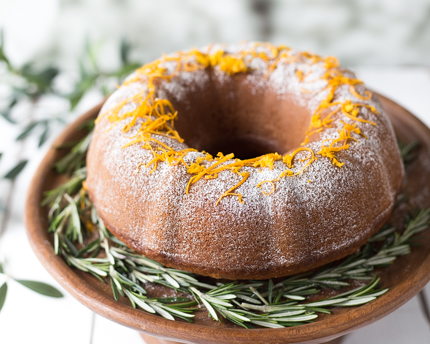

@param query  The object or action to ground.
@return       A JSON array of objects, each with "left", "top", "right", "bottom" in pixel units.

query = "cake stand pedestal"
[
  {"left": 25, "top": 94, "right": 430, "bottom": 344},
  {"left": 139, "top": 333, "right": 345, "bottom": 344},
  {"left": 139, "top": 333, "right": 347, "bottom": 344}
]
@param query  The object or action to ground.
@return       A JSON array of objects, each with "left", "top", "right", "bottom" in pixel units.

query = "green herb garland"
[{"left": 43, "top": 130, "right": 428, "bottom": 329}]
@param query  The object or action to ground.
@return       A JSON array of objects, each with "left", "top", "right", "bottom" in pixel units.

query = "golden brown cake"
[{"left": 86, "top": 42, "right": 404, "bottom": 280}]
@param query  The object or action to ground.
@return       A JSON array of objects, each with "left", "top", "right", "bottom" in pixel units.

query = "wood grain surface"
[{"left": 24, "top": 94, "right": 430, "bottom": 344}]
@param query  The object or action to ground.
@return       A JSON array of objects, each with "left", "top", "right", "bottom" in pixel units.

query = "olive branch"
[{"left": 0, "top": 29, "right": 140, "bottom": 314}]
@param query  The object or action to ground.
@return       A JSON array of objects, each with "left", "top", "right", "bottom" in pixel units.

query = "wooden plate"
[{"left": 25, "top": 94, "right": 430, "bottom": 344}]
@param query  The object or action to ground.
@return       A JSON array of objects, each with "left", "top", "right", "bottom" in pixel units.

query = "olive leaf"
[
  {"left": 0, "top": 32, "right": 144, "bottom": 319},
  {"left": 4, "top": 160, "right": 28, "bottom": 179},
  {"left": 67, "top": 75, "right": 96, "bottom": 110},
  {"left": 0, "top": 283, "right": 8, "bottom": 313},
  {"left": 0, "top": 111, "right": 16, "bottom": 124},
  {"left": 0, "top": 29, "right": 12, "bottom": 70},
  {"left": 19, "top": 64, "right": 59, "bottom": 94},
  {"left": 15, "top": 280, "right": 63, "bottom": 298},
  {"left": 0, "top": 98, "right": 17, "bottom": 124},
  {"left": 38, "top": 123, "right": 49, "bottom": 147},
  {"left": 120, "top": 38, "right": 132, "bottom": 64},
  {"left": 16, "top": 122, "right": 39, "bottom": 141}
]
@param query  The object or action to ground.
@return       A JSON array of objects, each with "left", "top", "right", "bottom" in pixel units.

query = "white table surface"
[{"left": 0, "top": 66, "right": 430, "bottom": 344}]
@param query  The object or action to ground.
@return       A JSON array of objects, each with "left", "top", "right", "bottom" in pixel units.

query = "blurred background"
[
  {"left": 2, "top": 0, "right": 430, "bottom": 68},
  {"left": 1, "top": 1, "right": 430, "bottom": 343},
  {"left": 1, "top": 0, "right": 429, "bottom": 131}
]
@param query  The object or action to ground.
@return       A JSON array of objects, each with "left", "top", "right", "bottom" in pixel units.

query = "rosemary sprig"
[
  {"left": 399, "top": 140, "right": 419, "bottom": 166},
  {"left": 42, "top": 130, "right": 430, "bottom": 328},
  {"left": 54, "top": 130, "right": 93, "bottom": 176}
]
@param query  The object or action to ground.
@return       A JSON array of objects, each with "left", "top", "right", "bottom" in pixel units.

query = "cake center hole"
[
  {"left": 161, "top": 72, "right": 312, "bottom": 160},
  {"left": 202, "top": 137, "right": 282, "bottom": 160}
]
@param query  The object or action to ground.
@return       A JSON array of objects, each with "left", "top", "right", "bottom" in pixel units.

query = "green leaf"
[
  {"left": 249, "top": 320, "right": 284, "bottom": 329},
  {"left": 151, "top": 304, "right": 175, "bottom": 320},
  {"left": 201, "top": 298, "right": 219, "bottom": 321},
  {"left": 67, "top": 73, "right": 97, "bottom": 110},
  {"left": 4, "top": 160, "right": 28, "bottom": 179},
  {"left": 0, "top": 282, "right": 8, "bottom": 312},
  {"left": 304, "top": 298, "right": 348, "bottom": 307},
  {"left": 67, "top": 89, "right": 86, "bottom": 110},
  {"left": 126, "top": 292, "right": 155, "bottom": 313},
  {"left": 0, "top": 29, "right": 12, "bottom": 70},
  {"left": 284, "top": 294, "right": 306, "bottom": 301},
  {"left": 120, "top": 38, "right": 130, "bottom": 64},
  {"left": 101, "top": 84, "right": 110, "bottom": 96},
  {"left": 0, "top": 262, "right": 3, "bottom": 273},
  {"left": 111, "top": 63, "right": 141, "bottom": 79},
  {"left": 304, "top": 307, "right": 331, "bottom": 314},
  {"left": 0, "top": 111, "right": 16, "bottom": 124},
  {"left": 267, "top": 310, "right": 306, "bottom": 318},
  {"left": 268, "top": 279, "right": 274, "bottom": 304},
  {"left": 78, "top": 120, "right": 95, "bottom": 131},
  {"left": 398, "top": 140, "right": 419, "bottom": 165},
  {"left": 163, "top": 273, "right": 180, "bottom": 289},
  {"left": 85, "top": 38, "right": 99, "bottom": 72},
  {"left": 15, "top": 280, "right": 63, "bottom": 298},
  {"left": 78, "top": 58, "right": 88, "bottom": 79},
  {"left": 19, "top": 65, "right": 59, "bottom": 93},
  {"left": 110, "top": 276, "right": 119, "bottom": 301},
  {"left": 16, "top": 122, "right": 39, "bottom": 141},
  {"left": 335, "top": 297, "right": 376, "bottom": 307},
  {"left": 270, "top": 314, "right": 318, "bottom": 322},
  {"left": 38, "top": 67, "right": 59, "bottom": 86},
  {"left": 38, "top": 124, "right": 49, "bottom": 147},
  {"left": 151, "top": 297, "right": 191, "bottom": 304},
  {"left": 0, "top": 98, "right": 18, "bottom": 124}
]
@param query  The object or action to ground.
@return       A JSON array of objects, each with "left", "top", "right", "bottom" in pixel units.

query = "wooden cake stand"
[{"left": 25, "top": 94, "right": 430, "bottom": 344}]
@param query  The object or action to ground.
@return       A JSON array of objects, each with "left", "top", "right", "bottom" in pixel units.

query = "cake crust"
[{"left": 86, "top": 43, "right": 404, "bottom": 280}]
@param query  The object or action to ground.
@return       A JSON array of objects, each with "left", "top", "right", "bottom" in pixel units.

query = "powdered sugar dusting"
[{"left": 86, "top": 42, "right": 404, "bottom": 279}]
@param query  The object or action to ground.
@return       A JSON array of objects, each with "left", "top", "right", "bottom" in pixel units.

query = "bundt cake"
[{"left": 86, "top": 42, "right": 404, "bottom": 280}]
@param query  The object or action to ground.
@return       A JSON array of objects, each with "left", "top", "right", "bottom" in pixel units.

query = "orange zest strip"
[
  {"left": 256, "top": 180, "right": 276, "bottom": 195},
  {"left": 216, "top": 172, "right": 249, "bottom": 206},
  {"left": 349, "top": 85, "right": 372, "bottom": 101},
  {"left": 257, "top": 147, "right": 316, "bottom": 195},
  {"left": 98, "top": 43, "right": 378, "bottom": 205}
]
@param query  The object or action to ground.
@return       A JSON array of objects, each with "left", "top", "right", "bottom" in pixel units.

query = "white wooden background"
[{"left": 1, "top": 67, "right": 430, "bottom": 343}]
